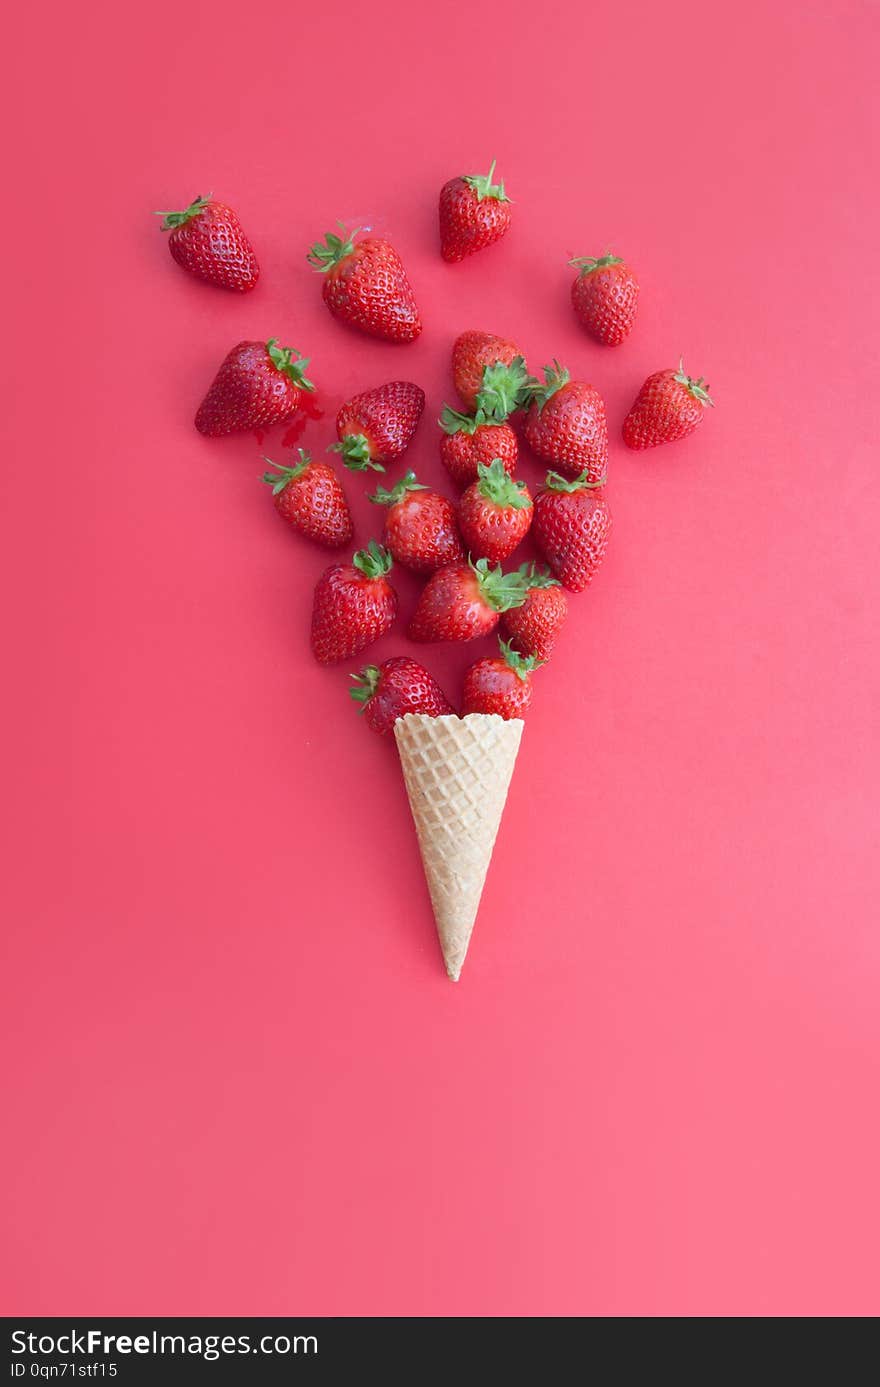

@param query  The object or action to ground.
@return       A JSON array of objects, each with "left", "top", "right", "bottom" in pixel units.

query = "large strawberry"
[
  {"left": 261, "top": 450, "right": 352, "bottom": 549},
  {"left": 457, "top": 459, "right": 533, "bottom": 564},
  {"left": 156, "top": 195, "right": 259, "bottom": 292},
  {"left": 369, "top": 471, "right": 463, "bottom": 574},
  {"left": 569, "top": 253, "right": 639, "bottom": 345},
  {"left": 439, "top": 161, "right": 512, "bottom": 262},
  {"left": 462, "top": 638, "right": 543, "bottom": 720},
  {"left": 439, "top": 407, "right": 518, "bottom": 490},
  {"left": 331, "top": 381, "right": 425, "bottom": 473},
  {"left": 307, "top": 226, "right": 421, "bottom": 342},
  {"left": 195, "top": 339, "right": 314, "bottom": 436},
  {"left": 349, "top": 657, "right": 454, "bottom": 735},
  {"left": 452, "top": 331, "right": 526, "bottom": 413},
  {"left": 408, "top": 558, "right": 529, "bottom": 644},
  {"left": 623, "top": 361, "right": 714, "bottom": 449},
  {"left": 522, "top": 361, "right": 608, "bottom": 482},
  {"left": 310, "top": 542, "right": 397, "bottom": 665},
  {"left": 500, "top": 564, "right": 567, "bottom": 661},
  {"left": 532, "top": 471, "right": 611, "bottom": 592}
]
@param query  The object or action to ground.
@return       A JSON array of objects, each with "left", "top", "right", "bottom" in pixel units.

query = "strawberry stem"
[
  {"left": 266, "top": 340, "right": 315, "bottom": 392},
  {"left": 352, "top": 541, "right": 393, "bottom": 579},
  {"left": 544, "top": 468, "right": 607, "bottom": 493},
  {"left": 261, "top": 450, "right": 311, "bottom": 493},
  {"left": 471, "top": 557, "right": 530, "bottom": 613},
  {"left": 307, "top": 223, "right": 361, "bottom": 272},
  {"left": 329, "top": 433, "right": 383, "bottom": 472},
  {"left": 474, "top": 358, "right": 529, "bottom": 420},
  {"left": 514, "top": 561, "right": 560, "bottom": 590},
  {"left": 439, "top": 405, "right": 481, "bottom": 436},
  {"left": 154, "top": 194, "right": 211, "bottom": 230},
  {"left": 368, "top": 470, "right": 428, "bottom": 506},
  {"left": 463, "top": 160, "right": 510, "bottom": 203},
  {"left": 349, "top": 666, "right": 381, "bottom": 706},
  {"left": 522, "top": 360, "right": 570, "bottom": 412},
  {"left": 498, "top": 637, "right": 545, "bottom": 679},
  {"left": 476, "top": 459, "right": 530, "bottom": 509},
  {"left": 674, "top": 359, "right": 715, "bottom": 407},
  {"left": 568, "top": 253, "right": 623, "bottom": 274}
]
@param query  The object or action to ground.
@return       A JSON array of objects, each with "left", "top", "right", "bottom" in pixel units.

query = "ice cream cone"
[{"left": 394, "top": 713, "right": 523, "bottom": 981}]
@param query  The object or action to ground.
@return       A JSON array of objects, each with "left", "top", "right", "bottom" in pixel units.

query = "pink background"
[{"left": 3, "top": 0, "right": 879, "bottom": 1317}]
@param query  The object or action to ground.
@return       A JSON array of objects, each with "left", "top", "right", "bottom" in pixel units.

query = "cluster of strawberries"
[{"left": 159, "top": 164, "right": 713, "bottom": 728}]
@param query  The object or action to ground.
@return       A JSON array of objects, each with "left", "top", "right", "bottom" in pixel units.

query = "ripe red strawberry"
[
  {"left": 310, "top": 542, "right": 397, "bottom": 665},
  {"left": 261, "top": 450, "right": 352, "bottom": 549},
  {"left": 349, "top": 657, "right": 454, "bottom": 735},
  {"left": 462, "top": 639, "right": 543, "bottom": 720},
  {"left": 439, "top": 407, "right": 518, "bottom": 490},
  {"left": 522, "top": 361, "right": 608, "bottom": 483},
  {"left": 156, "top": 195, "right": 259, "bottom": 292},
  {"left": 331, "top": 381, "right": 425, "bottom": 472},
  {"left": 307, "top": 225, "right": 421, "bottom": 342},
  {"left": 500, "top": 564, "right": 567, "bottom": 661},
  {"left": 408, "top": 558, "right": 530, "bottom": 644},
  {"left": 623, "top": 361, "right": 714, "bottom": 449},
  {"left": 452, "top": 331, "right": 526, "bottom": 412},
  {"left": 369, "top": 471, "right": 463, "bottom": 574},
  {"left": 439, "top": 161, "right": 512, "bottom": 262},
  {"left": 532, "top": 471, "right": 612, "bottom": 592},
  {"left": 195, "top": 339, "right": 314, "bottom": 436},
  {"left": 458, "top": 460, "right": 533, "bottom": 563},
  {"left": 569, "top": 253, "right": 639, "bottom": 345}
]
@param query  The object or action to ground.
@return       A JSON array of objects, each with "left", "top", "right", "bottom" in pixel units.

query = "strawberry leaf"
[
  {"left": 349, "top": 666, "right": 382, "bottom": 706},
  {"left": 266, "top": 339, "right": 315, "bottom": 392},
  {"left": 568, "top": 253, "right": 624, "bottom": 275},
  {"left": 155, "top": 194, "right": 211, "bottom": 231},
  {"left": 329, "top": 433, "right": 383, "bottom": 472},
  {"left": 674, "top": 359, "right": 715, "bottom": 407},
  {"left": 544, "top": 468, "right": 607, "bottom": 493},
  {"left": 476, "top": 459, "right": 531, "bottom": 510},
  {"left": 522, "top": 360, "right": 570, "bottom": 411},
  {"left": 307, "top": 222, "right": 360, "bottom": 272},
  {"left": 498, "top": 637, "right": 545, "bottom": 679},
  {"left": 474, "top": 358, "right": 529, "bottom": 421},
  {"left": 439, "top": 405, "right": 481, "bottom": 436},
  {"left": 471, "top": 557, "right": 530, "bottom": 613},
  {"left": 352, "top": 541, "right": 393, "bottom": 579},
  {"left": 368, "top": 471, "right": 427, "bottom": 507},
  {"left": 261, "top": 450, "right": 310, "bottom": 494},
  {"left": 462, "top": 160, "right": 510, "bottom": 203}
]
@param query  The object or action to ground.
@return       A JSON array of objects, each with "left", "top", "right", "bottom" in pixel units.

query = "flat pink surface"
[{"left": 3, "top": 0, "right": 879, "bottom": 1317}]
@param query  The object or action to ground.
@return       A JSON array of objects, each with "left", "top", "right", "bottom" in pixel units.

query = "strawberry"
[
  {"left": 195, "top": 339, "right": 314, "bottom": 437},
  {"left": 569, "top": 253, "right": 639, "bottom": 346},
  {"left": 261, "top": 450, "right": 352, "bottom": 549},
  {"left": 330, "top": 381, "right": 425, "bottom": 473},
  {"left": 310, "top": 542, "right": 397, "bottom": 665},
  {"left": 532, "top": 471, "right": 611, "bottom": 593},
  {"left": 349, "top": 657, "right": 454, "bottom": 735},
  {"left": 439, "top": 407, "right": 518, "bottom": 490},
  {"left": 458, "top": 459, "right": 533, "bottom": 564},
  {"left": 369, "top": 471, "right": 463, "bottom": 574},
  {"left": 462, "top": 638, "right": 543, "bottom": 720},
  {"left": 307, "top": 225, "right": 421, "bottom": 342},
  {"left": 408, "top": 558, "right": 530, "bottom": 644},
  {"left": 623, "top": 361, "right": 714, "bottom": 449},
  {"left": 500, "top": 564, "right": 567, "bottom": 661},
  {"left": 522, "top": 361, "right": 608, "bottom": 483},
  {"left": 439, "top": 160, "right": 512, "bottom": 262},
  {"left": 156, "top": 195, "right": 259, "bottom": 292},
  {"left": 452, "top": 331, "right": 526, "bottom": 412}
]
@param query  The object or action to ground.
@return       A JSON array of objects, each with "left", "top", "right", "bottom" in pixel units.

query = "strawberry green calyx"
[
  {"left": 352, "top": 540, "right": 393, "bottom": 579},
  {"left": 349, "top": 665, "right": 381, "bottom": 706},
  {"left": 569, "top": 253, "right": 623, "bottom": 275},
  {"left": 307, "top": 223, "right": 361, "bottom": 273},
  {"left": 523, "top": 360, "right": 570, "bottom": 412},
  {"left": 477, "top": 459, "right": 531, "bottom": 509},
  {"left": 440, "top": 405, "right": 482, "bottom": 436},
  {"left": 471, "top": 557, "right": 530, "bottom": 613},
  {"left": 545, "top": 468, "right": 607, "bottom": 493},
  {"left": 675, "top": 359, "right": 714, "bottom": 408},
  {"left": 155, "top": 195, "right": 211, "bottom": 231},
  {"left": 514, "top": 561, "right": 560, "bottom": 590},
  {"left": 463, "top": 160, "right": 510, "bottom": 203},
  {"left": 261, "top": 450, "right": 311, "bottom": 493},
  {"left": 266, "top": 339, "right": 315, "bottom": 392},
  {"left": 368, "top": 470, "right": 428, "bottom": 507},
  {"left": 475, "top": 358, "right": 529, "bottom": 421},
  {"left": 498, "top": 637, "right": 545, "bottom": 680},
  {"left": 330, "top": 433, "right": 381, "bottom": 472}
]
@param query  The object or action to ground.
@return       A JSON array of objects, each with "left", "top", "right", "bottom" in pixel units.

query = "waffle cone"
[{"left": 394, "top": 713, "right": 523, "bottom": 981}]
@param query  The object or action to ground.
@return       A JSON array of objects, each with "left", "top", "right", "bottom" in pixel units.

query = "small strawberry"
[
  {"left": 261, "top": 450, "right": 352, "bottom": 549},
  {"left": 458, "top": 459, "right": 533, "bottom": 564},
  {"left": 623, "top": 361, "right": 714, "bottom": 450},
  {"left": 500, "top": 564, "right": 567, "bottom": 661},
  {"left": 532, "top": 471, "right": 611, "bottom": 593},
  {"left": 349, "top": 657, "right": 454, "bottom": 735},
  {"left": 452, "top": 331, "right": 526, "bottom": 412},
  {"left": 195, "top": 339, "right": 314, "bottom": 437},
  {"left": 330, "top": 381, "right": 425, "bottom": 473},
  {"left": 439, "top": 160, "right": 512, "bottom": 263},
  {"left": 462, "top": 638, "right": 544, "bottom": 720},
  {"left": 155, "top": 195, "right": 259, "bottom": 292},
  {"left": 522, "top": 361, "right": 608, "bottom": 483},
  {"left": 439, "top": 407, "right": 518, "bottom": 490},
  {"left": 310, "top": 542, "right": 397, "bottom": 665},
  {"left": 569, "top": 253, "right": 639, "bottom": 345},
  {"left": 369, "top": 471, "right": 463, "bottom": 574},
  {"left": 307, "top": 225, "right": 421, "bottom": 342},
  {"left": 408, "top": 558, "right": 530, "bottom": 644}
]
